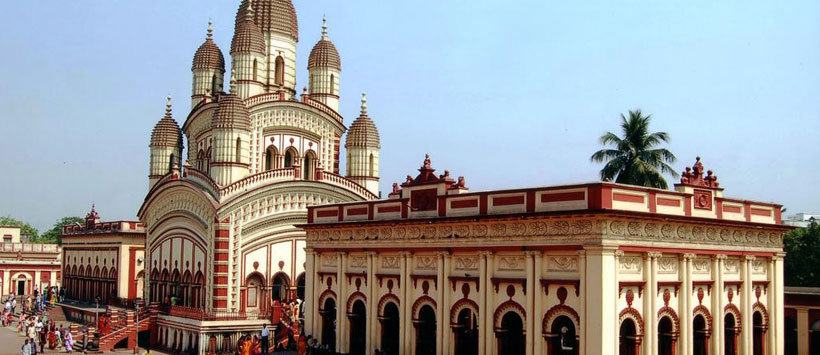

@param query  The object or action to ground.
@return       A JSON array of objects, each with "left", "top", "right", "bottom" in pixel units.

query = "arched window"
[
  {"left": 271, "top": 275, "right": 288, "bottom": 301},
  {"left": 658, "top": 317, "right": 675, "bottom": 355},
  {"left": 725, "top": 313, "right": 738, "bottom": 355},
  {"left": 368, "top": 153, "right": 374, "bottom": 176},
  {"left": 693, "top": 315, "right": 709, "bottom": 355},
  {"left": 168, "top": 154, "right": 175, "bottom": 173},
  {"left": 454, "top": 308, "right": 478, "bottom": 355},
  {"left": 296, "top": 274, "right": 305, "bottom": 301},
  {"left": 304, "top": 151, "right": 316, "bottom": 180},
  {"left": 275, "top": 56, "right": 285, "bottom": 86},
  {"left": 211, "top": 74, "right": 218, "bottom": 96},
  {"left": 497, "top": 311, "right": 524, "bottom": 355},
  {"left": 321, "top": 298, "right": 336, "bottom": 351},
  {"left": 235, "top": 137, "right": 242, "bottom": 163},
  {"left": 265, "top": 146, "right": 278, "bottom": 170},
  {"left": 549, "top": 315, "right": 577, "bottom": 355},
  {"left": 753, "top": 312, "right": 765, "bottom": 355},
  {"left": 197, "top": 150, "right": 205, "bottom": 171},
  {"left": 205, "top": 148, "right": 211, "bottom": 173},
  {"left": 330, "top": 74, "right": 335, "bottom": 94},
  {"left": 382, "top": 303, "right": 400, "bottom": 355},
  {"left": 619, "top": 319, "right": 638, "bottom": 355},
  {"left": 349, "top": 300, "right": 367, "bottom": 355},
  {"left": 284, "top": 149, "right": 296, "bottom": 168},
  {"left": 252, "top": 59, "right": 258, "bottom": 82}
]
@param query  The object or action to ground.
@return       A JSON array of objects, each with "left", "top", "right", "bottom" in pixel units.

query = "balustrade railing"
[{"left": 164, "top": 305, "right": 269, "bottom": 321}]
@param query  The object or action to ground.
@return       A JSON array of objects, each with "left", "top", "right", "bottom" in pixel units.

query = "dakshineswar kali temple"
[
  {"left": 302, "top": 155, "right": 789, "bottom": 355},
  {"left": 138, "top": 0, "right": 381, "bottom": 352}
]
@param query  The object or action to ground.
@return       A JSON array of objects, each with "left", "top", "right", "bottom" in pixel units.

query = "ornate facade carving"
[
  {"left": 619, "top": 257, "right": 642, "bottom": 273},
  {"left": 547, "top": 256, "right": 578, "bottom": 272}
]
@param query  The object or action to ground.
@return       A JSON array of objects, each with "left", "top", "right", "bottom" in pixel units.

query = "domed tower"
[
  {"left": 345, "top": 92, "right": 381, "bottom": 196},
  {"left": 210, "top": 72, "right": 251, "bottom": 186},
  {"left": 307, "top": 17, "right": 341, "bottom": 112},
  {"left": 191, "top": 20, "right": 225, "bottom": 108},
  {"left": 234, "top": 0, "right": 298, "bottom": 95},
  {"left": 149, "top": 96, "right": 183, "bottom": 189},
  {"left": 231, "top": 3, "right": 267, "bottom": 99}
]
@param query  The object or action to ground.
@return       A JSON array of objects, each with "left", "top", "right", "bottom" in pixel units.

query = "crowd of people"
[{"left": 0, "top": 287, "right": 76, "bottom": 355}]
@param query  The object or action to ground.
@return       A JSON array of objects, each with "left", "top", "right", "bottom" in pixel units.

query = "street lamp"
[{"left": 134, "top": 303, "right": 140, "bottom": 354}]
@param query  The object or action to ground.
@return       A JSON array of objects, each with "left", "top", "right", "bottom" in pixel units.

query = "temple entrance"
[
  {"left": 497, "top": 312, "right": 524, "bottom": 355},
  {"left": 619, "top": 319, "right": 638, "bottom": 355},
  {"left": 245, "top": 274, "right": 264, "bottom": 313},
  {"left": 453, "top": 308, "right": 478, "bottom": 355},
  {"left": 296, "top": 274, "right": 305, "bottom": 301},
  {"left": 349, "top": 300, "right": 366, "bottom": 355},
  {"left": 415, "top": 305, "right": 436, "bottom": 355},
  {"left": 693, "top": 315, "right": 709, "bottom": 355},
  {"left": 725, "top": 314, "right": 738, "bottom": 355},
  {"left": 658, "top": 316, "right": 675, "bottom": 355},
  {"left": 320, "top": 298, "right": 336, "bottom": 351},
  {"left": 271, "top": 275, "right": 288, "bottom": 302},
  {"left": 753, "top": 312, "right": 765, "bottom": 355},
  {"left": 16, "top": 280, "right": 25, "bottom": 296},
  {"left": 381, "top": 302, "right": 400, "bottom": 355},
  {"left": 549, "top": 315, "right": 577, "bottom": 355}
]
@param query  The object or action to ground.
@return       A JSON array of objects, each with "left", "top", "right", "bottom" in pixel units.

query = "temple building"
[
  {"left": 137, "top": 0, "right": 381, "bottom": 352},
  {"left": 60, "top": 205, "right": 146, "bottom": 306},
  {"left": 302, "top": 155, "right": 789, "bottom": 355},
  {"left": 0, "top": 225, "right": 61, "bottom": 296}
]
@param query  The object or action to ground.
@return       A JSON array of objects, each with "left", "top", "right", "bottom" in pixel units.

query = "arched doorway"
[
  {"left": 549, "top": 315, "right": 577, "bottom": 355},
  {"left": 453, "top": 308, "right": 478, "bottom": 355},
  {"left": 296, "top": 274, "right": 305, "bottom": 301},
  {"left": 320, "top": 298, "right": 336, "bottom": 351},
  {"left": 265, "top": 146, "right": 278, "bottom": 170},
  {"left": 284, "top": 149, "right": 296, "bottom": 168},
  {"left": 303, "top": 151, "right": 316, "bottom": 180},
  {"left": 497, "top": 312, "right": 524, "bottom": 355},
  {"left": 619, "top": 319, "right": 638, "bottom": 355},
  {"left": 349, "top": 300, "right": 366, "bottom": 355},
  {"left": 658, "top": 317, "right": 675, "bottom": 355},
  {"left": 381, "top": 302, "right": 400, "bottom": 355},
  {"left": 415, "top": 305, "right": 436, "bottom": 355},
  {"left": 753, "top": 312, "right": 766, "bottom": 355},
  {"left": 245, "top": 273, "right": 264, "bottom": 313},
  {"left": 271, "top": 274, "right": 288, "bottom": 302},
  {"left": 693, "top": 314, "right": 709, "bottom": 355},
  {"left": 135, "top": 271, "right": 145, "bottom": 299},
  {"left": 724, "top": 313, "right": 739, "bottom": 355}
]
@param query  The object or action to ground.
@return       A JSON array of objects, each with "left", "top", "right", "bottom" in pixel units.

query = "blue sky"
[{"left": 0, "top": 1, "right": 818, "bottom": 232}]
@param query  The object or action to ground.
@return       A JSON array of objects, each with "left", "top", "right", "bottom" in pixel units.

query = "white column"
[
  {"left": 643, "top": 253, "right": 654, "bottom": 355},
  {"left": 577, "top": 250, "right": 587, "bottom": 355},
  {"left": 401, "top": 251, "right": 412, "bottom": 355},
  {"left": 525, "top": 251, "right": 536, "bottom": 355},
  {"left": 715, "top": 254, "right": 727, "bottom": 355},
  {"left": 614, "top": 250, "right": 623, "bottom": 353},
  {"left": 305, "top": 249, "right": 316, "bottom": 336},
  {"left": 774, "top": 253, "right": 785, "bottom": 355},
  {"left": 649, "top": 252, "right": 660, "bottom": 355},
  {"left": 367, "top": 252, "right": 377, "bottom": 355},
  {"left": 485, "top": 252, "right": 495, "bottom": 355},
  {"left": 585, "top": 246, "right": 618, "bottom": 355},
  {"left": 767, "top": 256, "right": 777, "bottom": 355},
  {"left": 533, "top": 251, "right": 544, "bottom": 355},
  {"left": 479, "top": 252, "right": 488, "bottom": 355},
  {"left": 741, "top": 256, "right": 754, "bottom": 354},
  {"left": 436, "top": 252, "right": 446, "bottom": 355},
  {"left": 681, "top": 254, "right": 696, "bottom": 355},
  {"left": 797, "top": 308, "right": 809, "bottom": 355},
  {"left": 442, "top": 253, "right": 452, "bottom": 355},
  {"left": 336, "top": 252, "right": 347, "bottom": 353}
]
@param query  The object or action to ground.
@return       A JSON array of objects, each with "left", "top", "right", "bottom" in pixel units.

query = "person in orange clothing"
[{"left": 296, "top": 335, "right": 307, "bottom": 355}]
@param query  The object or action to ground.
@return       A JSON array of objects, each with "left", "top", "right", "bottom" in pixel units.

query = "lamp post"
[{"left": 134, "top": 303, "right": 140, "bottom": 354}]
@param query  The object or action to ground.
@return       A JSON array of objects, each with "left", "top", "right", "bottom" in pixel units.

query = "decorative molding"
[
  {"left": 657, "top": 257, "right": 678, "bottom": 274},
  {"left": 491, "top": 277, "right": 527, "bottom": 295},
  {"left": 547, "top": 256, "right": 578, "bottom": 272},
  {"left": 619, "top": 281, "right": 645, "bottom": 298},
  {"left": 619, "top": 257, "right": 642, "bottom": 274},
  {"left": 540, "top": 279, "right": 581, "bottom": 297},
  {"left": 692, "top": 259, "right": 710, "bottom": 274},
  {"left": 381, "top": 256, "right": 400, "bottom": 269},
  {"left": 448, "top": 276, "right": 480, "bottom": 292},
  {"left": 416, "top": 255, "right": 437, "bottom": 271},
  {"left": 498, "top": 256, "right": 525, "bottom": 271},
  {"left": 454, "top": 256, "right": 479, "bottom": 271}
]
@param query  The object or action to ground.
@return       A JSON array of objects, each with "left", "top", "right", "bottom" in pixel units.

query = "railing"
[
  {"left": 0, "top": 243, "right": 60, "bottom": 253},
  {"left": 220, "top": 167, "right": 297, "bottom": 199},
  {"left": 321, "top": 172, "right": 379, "bottom": 200},
  {"left": 164, "top": 305, "right": 269, "bottom": 321},
  {"left": 183, "top": 167, "right": 220, "bottom": 199},
  {"left": 244, "top": 92, "right": 285, "bottom": 107},
  {"left": 302, "top": 96, "right": 344, "bottom": 123}
]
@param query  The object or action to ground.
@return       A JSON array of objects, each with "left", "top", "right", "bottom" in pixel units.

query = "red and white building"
[
  {"left": 60, "top": 206, "right": 146, "bottom": 305},
  {"left": 302, "top": 155, "right": 790, "bottom": 355},
  {"left": 0, "top": 225, "right": 61, "bottom": 296}
]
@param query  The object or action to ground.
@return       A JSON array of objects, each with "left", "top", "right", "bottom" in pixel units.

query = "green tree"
[
  {"left": 38, "top": 216, "right": 84, "bottom": 245},
  {"left": 0, "top": 216, "right": 39, "bottom": 240},
  {"left": 590, "top": 109, "right": 679, "bottom": 189},
  {"left": 784, "top": 222, "right": 820, "bottom": 287}
]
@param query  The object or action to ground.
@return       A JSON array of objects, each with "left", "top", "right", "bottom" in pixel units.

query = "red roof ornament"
[
  {"left": 402, "top": 154, "right": 455, "bottom": 187},
  {"left": 679, "top": 156, "right": 720, "bottom": 188}
]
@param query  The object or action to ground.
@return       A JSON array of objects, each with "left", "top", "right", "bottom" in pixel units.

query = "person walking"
[
  {"left": 64, "top": 330, "right": 73, "bottom": 353},
  {"left": 260, "top": 324, "right": 270, "bottom": 355},
  {"left": 21, "top": 339, "right": 32, "bottom": 355}
]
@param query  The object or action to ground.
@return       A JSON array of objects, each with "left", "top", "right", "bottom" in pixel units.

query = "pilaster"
[
  {"left": 436, "top": 251, "right": 448, "bottom": 355},
  {"left": 400, "top": 251, "right": 412, "bottom": 355},
  {"left": 533, "top": 251, "right": 544, "bottom": 355},
  {"left": 766, "top": 256, "right": 777, "bottom": 355},
  {"left": 442, "top": 252, "right": 452, "bottom": 355},
  {"left": 305, "top": 249, "right": 316, "bottom": 336},
  {"left": 525, "top": 251, "right": 537, "bottom": 355},
  {"left": 714, "top": 254, "right": 727, "bottom": 355},
  {"left": 585, "top": 246, "right": 618, "bottom": 355},
  {"left": 366, "top": 252, "right": 377, "bottom": 355},
  {"left": 681, "top": 253, "right": 696, "bottom": 355},
  {"left": 647, "top": 252, "right": 661, "bottom": 355},
  {"left": 577, "top": 250, "right": 587, "bottom": 355},
  {"left": 741, "top": 255, "right": 754, "bottom": 353},
  {"left": 478, "top": 251, "right": 489, "bottom": 355},
  {"left": 336, "top": 252, "right": 347, "bottom": 353},
  {"left": 485, "top": 251, "right": 495, "bottom": 354},
  {"left": 774, "top": 252, "right": 785, "bottom": 355}
]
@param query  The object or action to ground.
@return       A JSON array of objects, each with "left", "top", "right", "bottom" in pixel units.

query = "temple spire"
[
  {"left": 165, "top": 95, "right": 172, "bottom": 116},
  {"left": 207, "top": 19, "right": 213, "bottom": 39},
  {"left": 322, "top": 16, "right": 328, "bottom": 40},
  {"left": 360, "top": 91, "right": 368, "bottom": 116}
]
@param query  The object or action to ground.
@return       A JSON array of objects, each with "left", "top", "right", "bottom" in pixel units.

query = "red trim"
[
  {"left": 648, "top": 192, "right": 657, "bottom": 213},
  {"left": 526, "top": 191, "right": 536, "bottom": 213},
  {"left": 378, "top": 205, "right": 401, "bottom": 213},
  {"left": 338, "top": 206, "right": 344, "bottom": 222},
  {"left": 684, "top": 197, "right": 692, "bottom": 217},
  {"left": 751, "top": 208, "right": 772, "bottom": 217},
  {"left": 368, "top": 202, "right": 375, "bottom": 220},
  {"left": 723, "top": 205, "right": 742, "bottom": 214},
  {"left": 657, "top": 198, "right": 681, "bottom": 207},
  {"left": 401, "top": 200, "right": 409, "bottom": 218},
  {"left": 128, "top": 248, "right": 137, "bottom": 299},
  {"left": 314, "top": 245, "right": 584, "bottom": 253},
  {"left": 438, "top": 197, "right": 447, "bottom": 217},
  {"left": 774, "top": 207, "right": 782, "bottom": 224},
  {"left": 317, "top": 209, "right": 338, "bottom": 218},
  {"left": 613, "top": 193, "right": 644, "bottom": 204},
  {"left": 493, "top": 195, "right": 525, "bottom": 206},
  {"left": 348, "top": 207, "right": 368, "bottom": 216},
  {"left": 479, "top": 194, "right": 488, "bottom": 215},
  {"left": 744, "top": 202, "right": 752, "bottom": 222},
  {"left": 451, "top": 199, "right": 478, "bottom": 209},
  {"left": 541, "top": 191, "right": 586, "bottom": 203},
  {"left": 716, "top": 199, "right": 724, "bottom": 219}
]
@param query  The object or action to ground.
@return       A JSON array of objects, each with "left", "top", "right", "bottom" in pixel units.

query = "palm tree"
[{"left": 590, "top": 109, "right": 678, "bottom": 189}]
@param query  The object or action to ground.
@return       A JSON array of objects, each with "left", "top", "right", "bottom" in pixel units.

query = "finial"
[
  {"left": 165, "top": 95, "right": 172, "bottom": 116},
  {"left": 230, "top": 69, "right": 237, "bottom": 93},
  {"left": 360, "top": 91, "right": 368, "bottom": 115},
  {"left": 321, "top": 16, "right": 328, "bottom": 40},
  {"left": 207, "top": 19, "right": 213, "bottom": 39}
]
